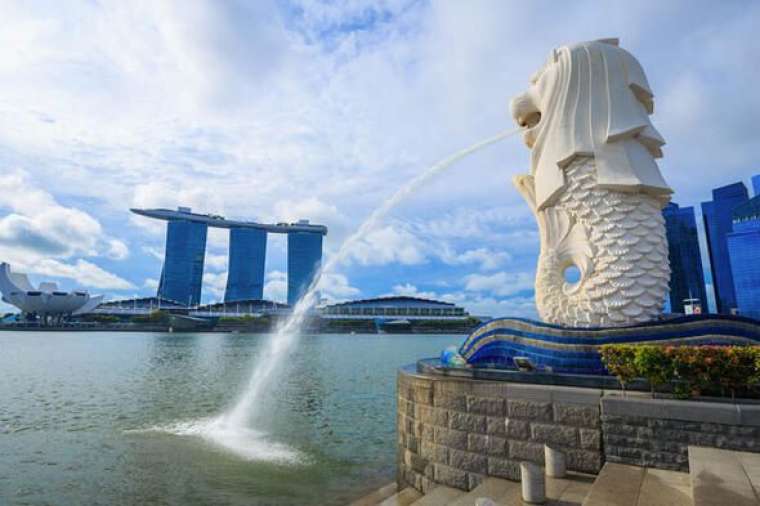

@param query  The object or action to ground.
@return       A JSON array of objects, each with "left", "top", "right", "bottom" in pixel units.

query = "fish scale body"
[{"left": 535, "top": 156, "right": 670, "bottom": 327}]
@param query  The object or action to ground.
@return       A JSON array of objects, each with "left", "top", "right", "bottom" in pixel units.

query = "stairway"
[
  {"left": 351, "top": 447, "right": 760, "bottom": 505},
  {"left": 350, "top": 472, "right": 593, "bottom": 505},
  {"left": 689, "top": 446, "right": 760, "bottom": 506}
]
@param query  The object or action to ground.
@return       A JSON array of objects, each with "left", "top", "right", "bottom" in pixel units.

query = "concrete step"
[
  {"left": 637, "top": 468, "right": 692, "bottom": 506},
  {"left": 582, "top": 463, "right": 689, "bottom": 506},
  {"left": 583, "top": 463, "right": 646, "bottom": 506},
  {"left": 349, "top": 482, "right": 398, "bottom": 506},
  {"left": 378, "top": 487, "right": 423, "bottom": 506},
  {"left": 545, "top": 473, "right": 596, "bottom": 505},
  {"left": 409, "top": 485, "right": 464, "bottom": 505},
  {"left": 690, "top": 446, "right": 760, "bottom": 506},
  {"left": 446, "top": 477, "right": 520, "bottom": 506}
]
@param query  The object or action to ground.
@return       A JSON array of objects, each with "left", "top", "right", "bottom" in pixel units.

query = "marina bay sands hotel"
[{"left": 131, "top": 207, "right": 327, "bottom": 306}]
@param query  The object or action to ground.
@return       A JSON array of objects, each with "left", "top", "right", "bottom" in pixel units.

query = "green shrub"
[
  {"left": 599, "top": 345, "right": 638, "bottom": 393},
  {"left": 599, "top": 344, "right": 760, "bottom": 399}
]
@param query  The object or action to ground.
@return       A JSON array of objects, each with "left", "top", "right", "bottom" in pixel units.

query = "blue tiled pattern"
[{"left": 459, "top": 315, "right": 760, "bottom": 375}]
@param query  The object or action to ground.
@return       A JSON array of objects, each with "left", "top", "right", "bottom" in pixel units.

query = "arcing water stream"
[{"left": 156, "top": 127, "right": 519, "bottom": 461}]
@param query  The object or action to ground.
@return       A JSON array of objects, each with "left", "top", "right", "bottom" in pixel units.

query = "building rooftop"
[
  {"left": 130, "top": 207, "right": 327, "bottom": 235},
  {"left": 733, "top": 195, "right": 760, "bottom": 223},
  {"left": 324, "top": 296, "right": 458, "bottom": 308}
]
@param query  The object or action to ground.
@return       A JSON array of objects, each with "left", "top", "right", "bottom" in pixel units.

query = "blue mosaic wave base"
[{"left": 459, "top": 315, "right": 760, "bottom": 375}]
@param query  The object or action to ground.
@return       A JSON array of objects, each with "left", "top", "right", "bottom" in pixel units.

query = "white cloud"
[
  {"left": 202, "top": 271, "right": 227, "bottom": 300},
  {"left": 345, "top": 225, "right": 427, "bottom": 266},
  {"left": 205, "top": 253, "right": 228, "bottom": 272},
  {"left": 442, "top": 247, "right": 511, "bottom": 271},
  {"left": 390, "top": 283, "right": 439, "bottom": 299},
  {"left": 317, "top": 272, "right": 360, "bottom": 302},
  {"left": 143, "top": 278, "right": 159, "bottom": 290},
  {"left": 0, "top": 1, "right": 755, "bottom": 316},
  {"left": 264, "top": 270, "right": 287, "bottom": 303},
  {"left": 32, "top": 259, "right": 135, "bottom": 290},
  {"left": 463, "top": 271, "right": 534, "bottom": 297},
  {"left": 106, "top": 239, "right": 129, "bottom": 260}
]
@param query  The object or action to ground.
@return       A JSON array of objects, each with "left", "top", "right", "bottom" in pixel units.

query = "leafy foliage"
[{"left": 599, "top": 344, "right": 760, "bottom": 399}]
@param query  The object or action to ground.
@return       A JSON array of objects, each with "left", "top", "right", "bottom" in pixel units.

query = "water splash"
[
  {"left": 127, "top": 418, "right": 304, "bottom": 464},
  {"left": 186, "top": 127, "right": 519, "bottom": 461}
]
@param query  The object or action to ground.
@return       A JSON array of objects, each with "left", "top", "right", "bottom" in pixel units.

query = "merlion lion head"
[{"left": 510, "top": 38, "right": 671, "bottom": 211}]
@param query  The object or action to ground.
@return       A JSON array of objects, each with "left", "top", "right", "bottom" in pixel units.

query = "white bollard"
[
  {"left": 544, "top": 445, "right": 567, "bottom": 478},
  {"left": 520, "top": 461, "right": 546, "bottom": 504}
]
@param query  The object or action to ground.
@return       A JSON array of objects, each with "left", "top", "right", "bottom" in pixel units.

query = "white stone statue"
[{"left": 510, "top": 39, "right": 672, "bottom": 327}]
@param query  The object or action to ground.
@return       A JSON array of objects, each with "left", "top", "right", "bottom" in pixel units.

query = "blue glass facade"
[
  {"left": 224, "top": 228, "right": 267, "bottom": 302},
  {"left": 287, "top": 232, "right": 323, "bottom": 305},
  {"left": 701, "top": 182, "right": 748, "bottom": 314},
  {"left": 158, "top": 220, "right": 208, "bottom": 306},
  {"left": 662, "top": 203, "right": 707, "bottom": 313},
  {"left": 753, "top": 174, "right": 760, "bottom": 197},
  {"left": 727, "top": 196, "right": 760, "bottom": 320}
]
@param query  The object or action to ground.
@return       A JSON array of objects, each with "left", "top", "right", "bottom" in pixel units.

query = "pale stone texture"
[
  {"left": 397, "top": 370, "right": 604, "bottom": 493},
  {"left": 510, "top": 39, "right": 672, "bottom": 327},
  {"left": 397, "top": 370, "right": 760, "bottom": 494}
]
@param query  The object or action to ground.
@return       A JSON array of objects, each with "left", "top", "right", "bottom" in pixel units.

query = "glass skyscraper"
[
  {"left": 287, "top": 231, "right": 323, "bottom": 305},
  {"left": 727, "top": 196, "right": 760, "bottom": 320},
  {"left": 133, "top": 207, "right": 326, "bottom": 307},
  {"left": 662, "top": 202, "right": 707, "bottom": 313},
  {"left": 158, "top": 219, "right": 208, "bottom": 306},
  {"left": 753, "top": 174, "right": 760, "bottom": 197},
  {"left": 224, "top": 228, "right": 267, "bottom": 302},
  {"left": 701, "top": 182, "right": 749, "bottom": 314}
]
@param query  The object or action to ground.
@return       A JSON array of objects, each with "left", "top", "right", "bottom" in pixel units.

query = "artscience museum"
[{"left": 0, "top": 262, "right": 103, "bottom": 324}]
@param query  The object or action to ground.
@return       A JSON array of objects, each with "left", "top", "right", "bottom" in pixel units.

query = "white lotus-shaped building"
[{"left": 0, "top": 262, "right": 103, "bottom": 321}]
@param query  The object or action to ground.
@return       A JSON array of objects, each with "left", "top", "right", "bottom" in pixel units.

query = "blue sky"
[{"left": 0, "top": 1, "right": 758, "bottom": 317}]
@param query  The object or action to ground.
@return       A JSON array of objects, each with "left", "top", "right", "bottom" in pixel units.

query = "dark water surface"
[{"left": 0, "top": 331, "right": 458, "bottom": 506}]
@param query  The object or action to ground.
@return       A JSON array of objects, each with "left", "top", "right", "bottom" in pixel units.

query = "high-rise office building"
[
  {"left": 158, "top": 216, "right": 208, "bottom": 306},
  {"left": 225, "top": 227, "right": 267, "bottom": 302},
  {"left": 752, "top": 174, "right": 760, "bottom": 197},
  {"left": 662, "top": 203, "right": 707, "bottom": 313},
  {"left": 287, "top": 230, "right": 323, "bottom": 306},
  {"left": 727, "top": 196, "right": 760, "bottom": 320},
  {"left": 701, "top": 182, "right": 749, "bottom": 314}
]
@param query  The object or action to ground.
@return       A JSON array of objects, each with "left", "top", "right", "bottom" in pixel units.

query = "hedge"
[{"left": 599, "top": 344, "right": 760, "bottom": 399}]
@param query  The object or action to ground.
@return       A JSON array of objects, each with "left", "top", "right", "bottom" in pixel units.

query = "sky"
[{"left": 0, "top": 0, "right": 758, "bottom": 317}]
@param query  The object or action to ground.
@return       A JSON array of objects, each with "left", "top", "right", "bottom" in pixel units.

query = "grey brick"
[
  {"left": 507, "top": 400, "right": 552, "bottom": 421},
  {"left": 486, "top": 416, "right": 506, "bottom": 436},
  {"left": 468, "top": 433, "right": 488, "bottom": 453},
  {"left": 531, "top": 423, "right": 578, "bottom": 447},
  {"left": 566, "top": 449, "right": 602, "bottom": 473},
  {"left": 505, "top": 418, "right": 530, "bottom": 440},
  {"left": 487, "top": 457, "right": 520, "bottom": 480},
  {"left": 467, "top": 396, "right": 506, "bottom": 416},
  {"left": 434, "top": 463, "right": 468, "bottom": 489},
  {"left": 553, "top": 403, "right": 600, "bottom": 428},
  {"left": 449, "top": 411, "right": 487, "bottom": 433},
  {"left": 420, "top": 440, "right": 448, "bottom": 464},
  {"left": 434, "top": 393, "right": 467, "bottom": 411},
  {"left": 579, "top": 428, "right": 601, "bottom": 450},
  {"left": 508, "top": 440, "right": 544, "bottom": 463},
  {"left": 434, "top": 426, "right": 468, "bottom": 450},
  {"left": 449, "top": 449, "right": 488, "bottom": 474},
  {"left": 486, "top": 435, "right": 507, "bottom": 457}
]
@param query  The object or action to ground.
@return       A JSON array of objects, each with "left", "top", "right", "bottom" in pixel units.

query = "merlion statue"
[{"left": 511, "top": 38, "right": 672, "bottom": 327}]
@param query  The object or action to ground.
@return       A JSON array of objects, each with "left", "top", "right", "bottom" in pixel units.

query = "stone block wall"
[
  {"left": 601, "top": 395, "right": 760, "bottom": 472},
  {"left": 397, "top": 369, "right": 603, "bottom": 493}
]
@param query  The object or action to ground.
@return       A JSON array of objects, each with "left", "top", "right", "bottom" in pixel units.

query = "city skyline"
[{"left": 1, "top": 2, "right": 759, "bottom": 317}]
